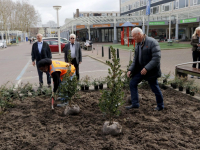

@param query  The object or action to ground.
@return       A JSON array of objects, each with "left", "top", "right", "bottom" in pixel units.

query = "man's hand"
[
  {"left": 52, "top": 92, "right": 57, "bottom": 100},
  {"left": 32, "top": 61, "right": 35, "bottom": 67},
  {"left": 197, "top": 44, "right": 200, "bottom": 47},
  {"left": 141, "top": 68, "right": 147, "bottom": 75},
  {"left": 127, "top": 71, "right": 131, "bottom": 78},
  {"left": 79, "top": 62, "right": 82, "bottom": 64}
]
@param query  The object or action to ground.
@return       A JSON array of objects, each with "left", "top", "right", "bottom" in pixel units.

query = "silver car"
[{"left": 0, "top": 40, "right": 7, "bottom": 48}]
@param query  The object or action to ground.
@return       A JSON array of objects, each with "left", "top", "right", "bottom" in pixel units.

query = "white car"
[{"left": 0, "top": 40, "right": 7, "bottom": 48}]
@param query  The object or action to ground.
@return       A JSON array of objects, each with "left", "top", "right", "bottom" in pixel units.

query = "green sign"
[
  {"left": 180, "top": 18, "right": 197, "bottom": 23},
  {"left": 149, "top": 22, "right": 165, "bottom": 25}
]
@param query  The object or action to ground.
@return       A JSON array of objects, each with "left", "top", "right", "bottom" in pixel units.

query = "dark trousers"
[
  {"left": 130, "top": 72, "right": 164, "bottom": 109},
  {"left": 192, "top": 51, "right": 200, "bottom": 69},
  {"left": 71, "top": 58, "right": 79, "bottom": 80},
  {"left": 36, "top": 62, "right": 51, "bottom": 85}
]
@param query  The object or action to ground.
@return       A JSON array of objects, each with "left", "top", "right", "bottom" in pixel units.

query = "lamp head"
[{"left": 53, "top": 6, "right": 61, "bottom": 10}]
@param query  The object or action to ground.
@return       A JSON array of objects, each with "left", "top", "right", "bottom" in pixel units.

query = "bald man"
[{"left": 31, "top": 33, "right": 52, "bottom": 88}]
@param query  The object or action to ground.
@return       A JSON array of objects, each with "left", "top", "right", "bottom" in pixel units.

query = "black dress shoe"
[
  {"left": 125, "top": 105, "right": 139, "bottom": 110},
  {"left": 39, "top": 83, "right": 43, "bottom": 88},
  {"left": 154, "top": 107, "right": 164, "bottom": 111}
]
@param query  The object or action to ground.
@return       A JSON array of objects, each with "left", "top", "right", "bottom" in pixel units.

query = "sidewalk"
[{"left": 82, "top": 43, "right": 132, "bottom": 72}]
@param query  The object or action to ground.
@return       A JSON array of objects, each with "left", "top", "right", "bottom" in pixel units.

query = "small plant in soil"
[
  {"left": 190, "top": 85, "right": 198, "bottom": 96},
  {"left": 98, "top": 77, "right": 106, "bottom": 90},
  {"left": 99, "top": 46, "right": 124, "bottom": 136},
  {"left": 92, "top": 78, "right": 99, "bottom": 90},
  {"left": 185, "top": 80, "right": 194, "bottom": 94},
  {"left": 177, "top": 76, "right": 187, "bottom": 91},
  {"left": 163, "top": 72, "right": 171, "bottom": 84},
  {"left": 59, "top": 50, "right": 80, "bottom": 115},
  {"left": 79, "top": 79, "right": 85, "bottom": 91},
  {"left": 170, "top": 76, "right": 179, "bottom": 89},
  {"left": 0, "top": 83, "right": 16, "bottom": 112},
  {"left": 82, "top": 75, "right": 91, "bottom": 90}
]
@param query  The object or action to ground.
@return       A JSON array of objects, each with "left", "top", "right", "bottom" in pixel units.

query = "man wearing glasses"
[{"left": 63, "top": 34, "right": 82, "bottom": 80}]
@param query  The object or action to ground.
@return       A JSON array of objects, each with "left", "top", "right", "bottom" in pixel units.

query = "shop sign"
[
  {"left": 76, "top": 25, "right": 85, "bottom": 29},
  {"left": 93, "top": 24, "right": 111, "bottom": 28},
  {"left": 149, "top": 22, "right": 165, "bottom": 25},
  {"left": 119, "top": 22, "right": 139, "bottom": 26},
  {"left": 180, "top": 18, "right": 197, "bottom": 23}
]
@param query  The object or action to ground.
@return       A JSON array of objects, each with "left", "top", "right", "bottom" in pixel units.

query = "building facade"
[
  {"left": 120, "top": 0, "right": 200, "bottom": 40},
  {"left": 61, "top": 1, "right": 200, "bottom": 43}
]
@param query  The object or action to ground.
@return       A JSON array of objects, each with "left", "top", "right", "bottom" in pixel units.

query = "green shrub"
[{"left": 99, "top": 46, "right": 124, "bottom": 125}]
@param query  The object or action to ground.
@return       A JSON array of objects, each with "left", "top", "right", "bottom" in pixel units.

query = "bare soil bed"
[{"left": 0, "top": 87, "right": 200, "bottom": 150}]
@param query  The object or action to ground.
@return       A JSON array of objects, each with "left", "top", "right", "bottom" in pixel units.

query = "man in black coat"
[
  {"left": 63, "top": 33, "right": 82, "bottom": 80},
  {"left": 31, "top": 33, "right": 52, "bottom": 87},
  {"left": 125, "top": 27, "right": 164, "bottom": 111}
]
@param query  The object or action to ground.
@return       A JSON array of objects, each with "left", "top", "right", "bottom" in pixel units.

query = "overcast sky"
[{"left": 13, "top": 0, "right": 120, "bottom": 26}]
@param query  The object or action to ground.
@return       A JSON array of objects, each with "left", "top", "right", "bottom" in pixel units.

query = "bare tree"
[{"left": 0, "top": 0, "right": 41, "bottom": 43}]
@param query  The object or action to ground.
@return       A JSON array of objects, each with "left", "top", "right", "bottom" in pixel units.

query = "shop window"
[
  {"left": 144, "top": 0, "right": 146, "bottom": 5},
  {"left": 126, "top": 5, "right": 129, "bottom": 11},
  {"left": 101, "top": 29, "right": 105, "bottom": 42},
  {"left": 117, "top": 28, "right": 121, "bottom": 42},
  {"left": 141, "top": 0, "right": 144, "bottom": 6},
  {"left": 175, "top": 0, "right": 179, "bottom": 9},
  {"left": 112, "top": 13, "right": 116, "bottom": 16},
  {"left": 129, "top": 4, "right": 132, "bottom": 10},
  {"left": 161, "top": 3, "right": 172, "bottom": 12},
  {"left": 179, "top": 0, "right": 186, "bottom": 8},
  {"left": 109, "top": 29, "right": 112, "bottom": 42},
  {"left": 105, "top": 29, "right": 108, "bottom": 42},
  {"left": 132, "top": 2, "right": 135, "bottom": 9},
  {"left": 136, "top": 1, "right": 140, "bottom": 8},
  {"left": 193, "top": 0, "right": 197, "bottom": 5}
]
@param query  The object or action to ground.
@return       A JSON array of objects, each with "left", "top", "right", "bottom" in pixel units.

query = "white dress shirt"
[{"left": 70, "top": 42, "right": 76, "bottom": 58}]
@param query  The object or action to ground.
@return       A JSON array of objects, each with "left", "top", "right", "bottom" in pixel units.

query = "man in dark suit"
[
  {"left": 31, "top": 33, "right": 52, "bottom": 87},
  {"left": 63, "top": 34, "right": 82, "bottom": 80},
  {"left": 125, "top": 27, "right": 164, "bottom": 111}
]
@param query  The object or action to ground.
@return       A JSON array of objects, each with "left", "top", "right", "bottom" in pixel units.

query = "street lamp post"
[{"left": 53, "top": 6, "right": 62, "bottom": 55}]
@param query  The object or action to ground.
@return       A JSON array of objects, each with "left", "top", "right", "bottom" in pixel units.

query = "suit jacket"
[
  {"left": 31, "top": 41, "right": 52, "bottom": 62},
  {"left": 129, "top": 35, "right": 161, "bottom": 80},
  {"left": 64, "top": 42, "right": 82, "bottom": 64}
]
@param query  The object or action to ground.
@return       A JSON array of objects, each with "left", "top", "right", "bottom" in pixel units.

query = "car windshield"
[{"left": 51, "top": 41, "right": 58, "bottom": 45}]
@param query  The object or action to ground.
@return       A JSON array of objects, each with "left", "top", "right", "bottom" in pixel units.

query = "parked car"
[
  {"left": 44, "top": 40, "right": 66, "bottom": 53},
  {"left": 43, "top": 37, "right": 69, "bottom": 43},
  {"left": 0, "top": 40, "right": 7, "bottom": 48},
  {"left": 10, "top": 39, "right": 16, "bottom": 44}
]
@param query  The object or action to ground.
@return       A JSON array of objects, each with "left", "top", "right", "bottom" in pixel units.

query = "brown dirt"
[{"left": 0, "top": 87, "right": 200, "bottom": 150}]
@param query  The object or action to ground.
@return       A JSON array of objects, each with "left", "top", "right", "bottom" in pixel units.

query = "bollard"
[
  {"left": 129, "top": 49, "right": 132, "bottom": 61},
  {"left": 102, "top": 46, "right": 104, "bottom": 57},
  {"left": 92, "top": 44, "right": 93, "bottom": 53},
  {"left": 108, "top": 47, "right": 111, "bottom": 59},
  {"left": 117, "top": 48, "right": 119, "bottom": 59}
]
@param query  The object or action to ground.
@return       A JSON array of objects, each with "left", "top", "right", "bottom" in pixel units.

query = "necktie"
[{"left": 72, "top": 43, "right": 74, "bottom": 47}]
